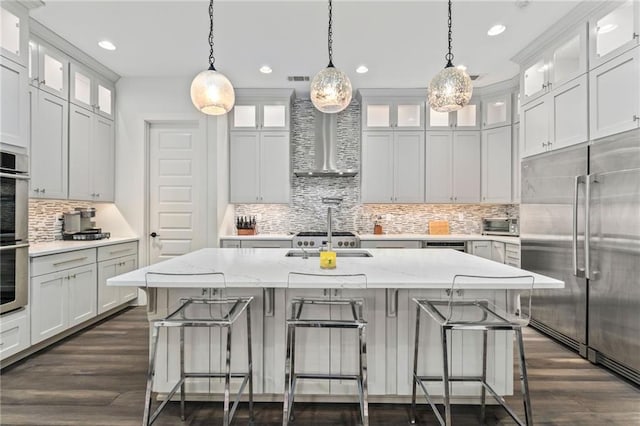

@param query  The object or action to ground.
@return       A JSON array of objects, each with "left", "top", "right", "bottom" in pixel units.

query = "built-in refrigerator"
[{"left": 521, "top": 128, "right": 640, "bottom": 385}]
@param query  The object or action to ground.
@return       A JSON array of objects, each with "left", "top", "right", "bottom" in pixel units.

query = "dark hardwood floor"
[{"left": 1, "top": 307, "right": 638, "bottom": 425}]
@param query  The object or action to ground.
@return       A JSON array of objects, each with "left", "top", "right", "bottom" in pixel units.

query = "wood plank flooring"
[{"left": 1, "top": 307, "right": 638, "bottom": 425}]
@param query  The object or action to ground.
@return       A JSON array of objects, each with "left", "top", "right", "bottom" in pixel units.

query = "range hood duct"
[{"left": 293, "top": 110, "right": 357, "bottom": 177}]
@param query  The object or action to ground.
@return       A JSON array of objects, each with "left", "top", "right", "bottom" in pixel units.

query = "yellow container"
[{"left": 320, "top": 251, "right": 337, "bottom": 269}]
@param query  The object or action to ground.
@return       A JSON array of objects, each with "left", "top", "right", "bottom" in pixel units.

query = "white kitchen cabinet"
[
  {"left": 470, "top": 241, "right": 492, "bottom": 260},
  {"left": 589, "top": 0, "right": 640, "bottom": 70},
  {"left": 360, "top": 240, "right": 422, "bottom": 249},
  {"left": 229, "top": 131, "right": 290, "bottom": 203},
  {"left": 589, "top": 46, "right": 640, "bottom": 139},
  {"left": 361, "top": 131, "right": 425, "bottom": 203},
  {"left": 69, "top": 62, "right": 115, "bottom": 120},
  {"left": 505, "top": 244, "right": 521, "bottom": 267},
  {"left": 230, "top": 91, "right": 293, "bottom": 131},
  {"left": 28, "top": 39, "right": 68, "bottom": 100},
  {"left": 0, "top": 57, "right": 28, "bottom": 151},
  {"left": 67, "top": 264, "right": 98, "bottom": 327},
  {"left": 220, "top": 239, "right": 241, "bottom": 248},
  {"left": 0, "top": 307, "right": 30, "bottom": 361},
  {"left": 425, "top": 131, "right": 481, "bottom": 203},
  {"left": 481, "top": 126, "right": 512, "bottom": 203},
  {"left": 0, "top": 2, "right": 28, "bottom": 67},
  {"left": 31, "top": 271, "right": 67, "bottom": 344},
  {"left": 68, "top": 104, "right": 115, "bottom": 202},
  {"left": 491, "top": 241, "right": 506, "bottom": 264},
  {"left": 512, "top": 123, "right": 521, "bottom": 203},
  {"left": 241, "top": 240, "right": 292, "bottom": 248},
  {"left": 361, "top": 97, "right": 425, "bottom": 131},
  {"left": 512, "top": 91, "right": 521, "bottom": 124},
  {"left": 482, "top": 93, "right": 512, "bottom": 129},
  {"left": 521, "top": 74, "right": 588, "bottom": 157},
  {"left": 426, "top": 98, "right": 481, "bottom": 130},
  {"left": 521, "top": 24, "right": 587, "bottom": 106},
  {"left": 98, "top": 255, "right": 138, "bottom": 314},
  {"left": 29, "top": 88, "right": 68, "bottom": 199}
]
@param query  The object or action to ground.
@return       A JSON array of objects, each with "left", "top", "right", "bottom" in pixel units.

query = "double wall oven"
[{"left": 0, "top": 151, "right": 29, "bottom": 314}]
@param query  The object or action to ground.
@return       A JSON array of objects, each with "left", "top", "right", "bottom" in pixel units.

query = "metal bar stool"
[
  {"left": 283, "top": 272, "right": 369, "bottom": 426},
  {"left": 142, "top": 272, "right": 254, "bottom": 426},
  {"left": 410, "top": 274, "right": 535, "bottom": 426}
]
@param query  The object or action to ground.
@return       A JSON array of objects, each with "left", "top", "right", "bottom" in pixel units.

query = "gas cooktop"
[{"left": 293, "top": 231, "right": 359, "bottom": 248}]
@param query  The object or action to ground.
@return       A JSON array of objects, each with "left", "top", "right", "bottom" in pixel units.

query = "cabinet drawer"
[
  {"left": 220, "top": 239, "right": 241, "bottom": 248},
  {"left": 97, "top": 242, "right": 138, "bottom": 262},
  {"left": 31, "top": 248, "right": 96, "bottom": 277},
  {"left": 241, "top": 240, "right": 291, "bottom": 248},
  {"left": 505, "top": 244, "right": 520, "bottom": 256},
  {"left": 361, "top": 240, "right": 421, "bottom": 249},
  {"left": 0, "top": 308, "right": 30, "bottom": 360}
]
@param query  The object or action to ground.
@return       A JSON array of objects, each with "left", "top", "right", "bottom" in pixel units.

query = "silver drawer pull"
[{"left": 52, "top": 256, "right": 88, "bottom": 267}]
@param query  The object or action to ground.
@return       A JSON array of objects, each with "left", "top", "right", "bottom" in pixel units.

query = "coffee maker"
[{"left": 62, "top": 208, "right": 110, "bottom": 240}]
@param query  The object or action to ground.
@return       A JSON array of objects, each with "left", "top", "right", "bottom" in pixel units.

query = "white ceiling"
[{"left": 31, "top": 0, "right": 581, "bottom": 91}]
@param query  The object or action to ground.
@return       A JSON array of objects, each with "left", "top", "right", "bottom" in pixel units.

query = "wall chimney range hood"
[{"left": 293, "top": 110, "right": 357, "bottom": 177}]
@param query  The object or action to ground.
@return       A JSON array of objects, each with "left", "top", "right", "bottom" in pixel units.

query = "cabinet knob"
[
  {"left": 41, "top": 188, "right": 45, "bottom": 193},
  {"left": 150, "top": 232, "right": 160, "bottom": 238},
  {"left": 633, "top": 115, "right": 639, "bottom": 122},
  {"left": 633, "top": 32, "right": 639, "bottom": 40},
  {"left": 31, "top": 78, "right": 39, "bottom": 84},
  {"left": 450, "top": 197, "right": 453, "bottom": 201},
  {"left": 40, "top": 80, "right": 46, "bottom": 86},
  {"left": 96, "top": 193, "right": 100, "bottom": 197}
]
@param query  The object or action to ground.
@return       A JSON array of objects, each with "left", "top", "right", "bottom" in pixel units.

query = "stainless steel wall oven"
[{"left": 0, "top": 150, "right": 29, "bottom": 314}]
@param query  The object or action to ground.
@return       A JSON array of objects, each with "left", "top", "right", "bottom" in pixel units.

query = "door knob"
[{"left": 150, "top": 232, "right": 159, "bottom": 238}]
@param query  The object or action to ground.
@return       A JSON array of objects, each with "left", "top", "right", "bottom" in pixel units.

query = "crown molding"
[{"left": 16, "top": 0, "right": 44, "bottom": 10}]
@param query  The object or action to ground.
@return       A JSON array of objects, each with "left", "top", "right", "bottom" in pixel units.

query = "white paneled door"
[{"left": 148, "top": 122, "right": 207, "bottom": 264}]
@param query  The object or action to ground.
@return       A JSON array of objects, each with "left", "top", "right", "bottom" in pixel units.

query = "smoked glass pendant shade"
[
  {"left": 310, "top": 65, "right": 352, "bottom": 114},
  {"left": 428, "top": 66, "right": 473, "bottom": 113},
  {"left": 190, "top": 69, "right": 235, "bottom": 116}
]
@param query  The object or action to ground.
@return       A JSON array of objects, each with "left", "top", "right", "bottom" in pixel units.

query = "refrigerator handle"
[
  {"left": 573, "top": 175, "right": 586, "bottom": 278},
  {"left": 585, "top": 174, "right": 598, "bottom": 280}
]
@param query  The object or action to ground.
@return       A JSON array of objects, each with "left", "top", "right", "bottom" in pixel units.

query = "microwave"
[{"left": 482, "top": 217, "right": 519, "bottom": 236}]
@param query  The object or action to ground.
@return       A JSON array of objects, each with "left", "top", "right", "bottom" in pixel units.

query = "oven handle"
[
  {"left": 0, "top": 172, "right": 30, "bottom": 180},
  {"left": 0, "top": 243, "right": 30, "bottom": 251}
]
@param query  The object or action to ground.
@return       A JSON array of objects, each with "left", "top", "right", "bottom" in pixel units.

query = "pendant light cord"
[
  {"left": 208, "top": 0, "right": 216, "bottom": 71},
  {"left": 445, "top": 0, "right": 454, "bottom": 67},
  {"left": 327, "top": 0, "right": 334, "bottom": 67}
]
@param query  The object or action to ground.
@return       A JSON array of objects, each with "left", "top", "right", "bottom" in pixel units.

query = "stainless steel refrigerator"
[{"left": 521, "top": 128, "right": 640, "bottom": 385}]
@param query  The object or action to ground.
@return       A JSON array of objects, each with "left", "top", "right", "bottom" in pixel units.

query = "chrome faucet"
[{"left": 322, "top": 197, "right": 343, "bottom": 251}]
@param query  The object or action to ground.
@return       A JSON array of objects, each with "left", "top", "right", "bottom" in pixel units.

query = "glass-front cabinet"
[
  {"left": 521, "top": 23, "right": 587, "bottom": 105},
  {"left": 230, "top": 100, "right": 290, "bottom": 131},
  {"left": 482, "top": 93, "right": 512, "bottom": 129},
  {"left": 362, "top": 98, "right": 424, "bottom": 131},
  {"left": 590, "top": 0, "right": 640, "bottom": 70},
  {"left": 28, "top": 39, "right": 68, "bottom": 100},
  {"left": 426, "top": 98, "right": 480, "bottom": 130},
  {"left": 69, "top": 63, "right": 115, "bottom": 120},
  {"left": 0, "top": 3, "right": 28, "bottom": 67}
]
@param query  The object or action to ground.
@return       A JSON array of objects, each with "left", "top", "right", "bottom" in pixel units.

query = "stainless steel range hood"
[{"left": 293, "top": 110, "right": 357, "bottom": 177}]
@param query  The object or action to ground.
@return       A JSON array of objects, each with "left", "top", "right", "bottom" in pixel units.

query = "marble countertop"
[
  {"left": 108, "top": 248, "right": 561, "bottom": 290},
  {"left": 29, "top": 236, "right": 139, "bottom": 257},
  {"left": 220, "top": 233, "right": 520, "bottom": 245}
]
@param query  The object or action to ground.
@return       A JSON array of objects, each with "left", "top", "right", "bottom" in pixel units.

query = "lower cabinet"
[
  {"left": 0, "top": 307, "right": 30, "bottom": 361},
  {"left": 505, "top": 243, "right": 521, "bottom": 267},
  {"left": 360, "top": 240, "right": 421, "bottom": 249},
  {"left": 97, "top": 254, "right": 138, "bottom": 314}
]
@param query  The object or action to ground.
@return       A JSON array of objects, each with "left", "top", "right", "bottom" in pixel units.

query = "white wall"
[{"left": 115, "top": 77, "right": 229, "bottom": 268}]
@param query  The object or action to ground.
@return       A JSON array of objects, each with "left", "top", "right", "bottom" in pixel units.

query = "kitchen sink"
[{"left": 285, "top": 249, "right": 373, "bottom": 258}]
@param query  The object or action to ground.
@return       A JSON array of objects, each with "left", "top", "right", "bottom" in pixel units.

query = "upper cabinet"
[
  {"left": 589, "top": 0, "right": 640, "bottom": 70},
  {"left": 482, "top": 93, "right": 512, "bottom": 129},
  {"left": 230, "top": 94, "right": 291, "bottom": 131},
  {"left": 0, "top": 2, "right": 28, "bottom": 67},
  {"left": 521, "top": 24, "right": 588, "bottom": 105},
  {"left": 70, "top": 63, "right": 115, "bottom": 120},
  {"left": 426, "top": 98, "right": 481, "bottom": 130},
  {"left": 29, "top": 39, "right": 68, "bottom": 100},
  {"left": 361, "top": 97, "right": 425, "bottom": 131},
  {"left": 0, "top": 57, "right": 28, "bottom": 151}
]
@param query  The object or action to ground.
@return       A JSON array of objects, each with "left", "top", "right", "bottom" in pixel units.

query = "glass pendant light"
[
  {"left": 428, "top": 0, "right": 473, "bottom": 113},
  {"left": 310, "top": 0, "right": 352, "bottom": 114},
  {"left": 190, "top": 0, "right": 235, "bottom": 115}
]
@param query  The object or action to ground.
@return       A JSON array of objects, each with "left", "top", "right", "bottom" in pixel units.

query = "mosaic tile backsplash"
[
  {"left": 29, "top": 199, "right": 93, "bottom": 243},
  {"left": 234, "top": 99, "right": 518, "bottom": 235}
]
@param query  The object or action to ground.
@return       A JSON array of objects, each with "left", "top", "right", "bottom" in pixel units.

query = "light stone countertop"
[
  {"left": 108, "top": 247, "right": 560, "bottom": 290},
  {"left": 29, "top": 236, "right": 140, "bottom": 257},
  {"left": 220, "top": 233, "right": 520, "bottom": 245}
]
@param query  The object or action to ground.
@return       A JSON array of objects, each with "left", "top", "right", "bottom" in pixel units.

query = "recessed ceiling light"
[
  {"left": 356, "top": 65, "right": 369, "bottom": 74},
  {"left": 494, "top": 101, "right": 505, "bottom": 106},
  {"left": 597, "top": 24, "right": 618, "bottom": 34},
  {"left": 98, "top": 40, "right": 116, "bottom": 51},
  {"left": 259, "top": 65, "right": 272, "bottom": 74},
  {"left": 487, "top": 24, "right": 506, "bottom": 36}
]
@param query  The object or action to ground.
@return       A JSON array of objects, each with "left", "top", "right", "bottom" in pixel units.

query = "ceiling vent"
[{"left": 287, "top": 76, "right": 310, "bottom": 82}]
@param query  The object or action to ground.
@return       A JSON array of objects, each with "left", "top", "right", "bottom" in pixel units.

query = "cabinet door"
[
  {"left": 229, "top": 132, "right": 259, "bottom": 202},
  {"left": 37, "top": 43, "right": 68, "bottom": 100},
  {"left": 590, "top": 0, "right": 640, "bottom": 70},
  {"left": 550, "top": 74, "right": 588, "bottom": 150},
  {"left": 230, "top": 103, "right": 258, "bottom": 130},
  {"left": 261, "top": 102, "right": 288, "bottom": 130},
  {"left": 425, "top": 131, "right": 453, "bottom": 202},
  {"left": 362, "top": 101, "right": 392, "bottom": 130},
  {"left": 69, "top": 63, "right": 94, "bottom": 112},
  {"left": 0, "top": 308, "right": 30, "bottom": 360},
  {"left": 453, "top": 100, "right": 481, "bottom": 130},
  {"left": 259, "top": 132, "right": 290, "bottom": 203},
  {"left": 395, "top": 101, "right": 424, "bottom": 129},
  {"left": 394, "top": 131, "right": 425, "bottom": 203},
  {"left": 0, "top": 3, "right": 28, "bottom": 67},
  {"left": 68, "top": 264, "right": 97, "bottom": 327},
  {"left": 118, "top": 256, "right": 139, "bottom": 303},
  {"left": 481, "top": 126, "right": 512, "bottom": 203},
  {"left": 589, "top": 47, "right": 640, "bottom": 139},
  {"left": 361, "top": 132, "right": 394, "bottom": 203},
  {"left": 95, "top": 77, "right": 115, "bottom": 120},
  {"left": 92, "top": 115, "right": 115, "bottom": 201},
  {"left": 452, "top": 132, "right": 481, "bottom": 203},
  {"left": 512, "top": 123, "right": 521, "bottom": 203},
  {"left": 471, "top": 241, "right": 492, "bottom": 259},
  {"left": 522, "top": 58, "right": 548, "bottom": 105},
  {"left": 31, "top": 272, "right": 68, "bottom": 344},
  {"left": 0, "top": 58, "right": 28, "bottom": 150},
  {"left": 97, "top": 258, "right": 120, "bottom": 314},
  {"left": 30, "top": 90, "right": 69, "bottom": 199},
  {"left": 482, "top": 94, "right": 511, "bottom": 129},
  {"left": 68, "top": 105, "right": 93, "bottom": 200},
  {"left": 491, "top": 241, "right": 506, "bottom": 263},
  {"left": 426, "top": 106, "right": 452, "bottom": 130},
  {"left": 521, "top": 96, "right": 549, "bottom": 158},
  {"left": 549, "top": 26, "right": 587, "bottom": 88}
]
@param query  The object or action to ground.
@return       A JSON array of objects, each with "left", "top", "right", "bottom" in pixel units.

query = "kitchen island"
[{"left": 108, "top": 248, "right": 562, "bottom": 403}]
